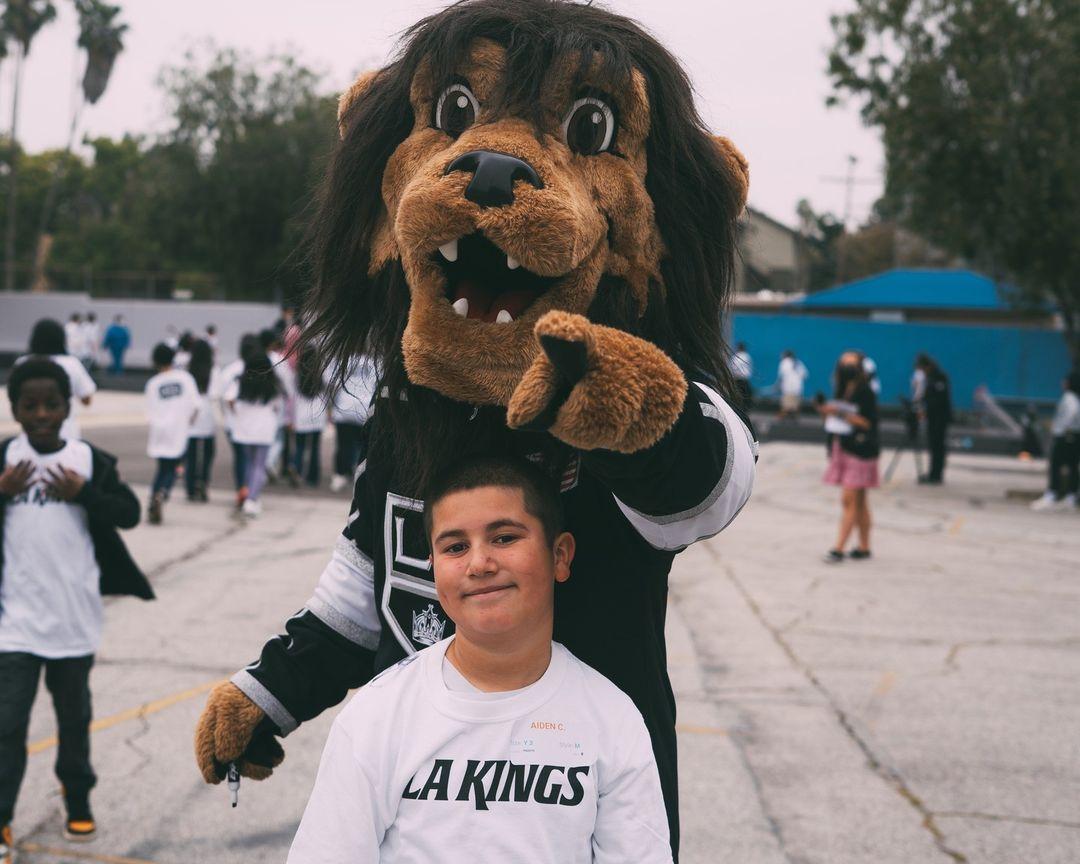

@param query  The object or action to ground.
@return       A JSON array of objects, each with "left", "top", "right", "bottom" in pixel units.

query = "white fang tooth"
[
  {"left": 452, "top": 297, "right": 469, "bottom": 317},
  {"left": 439, "top": 239, "right": 459, "bottom": 262},
  {"left": 506, "top": 255, "right": 520, "bottom": 270},
  {"left": 495, "top": 309, "right": 513, "bottom": 324}
]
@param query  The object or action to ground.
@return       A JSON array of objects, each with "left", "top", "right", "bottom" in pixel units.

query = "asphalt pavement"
[{"left": 3, "top": 395, "right": 1078, "bottom": 863}]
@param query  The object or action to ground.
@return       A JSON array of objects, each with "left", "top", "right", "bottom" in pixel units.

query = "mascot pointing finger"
[{"left": 195, "top": 0, "right": 756, "bottom": 857}]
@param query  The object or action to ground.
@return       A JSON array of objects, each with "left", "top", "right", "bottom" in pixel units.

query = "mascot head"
[{"left": 304, "top": 0, "right": 748, "bottom": 486}]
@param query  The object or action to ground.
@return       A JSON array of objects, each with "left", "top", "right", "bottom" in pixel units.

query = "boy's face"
[
  {"left": 13, "top": 378, "right": 69, "bottom": 451},
  {"left": 430, "top": 486, "right": 573, "bottom": 644}
]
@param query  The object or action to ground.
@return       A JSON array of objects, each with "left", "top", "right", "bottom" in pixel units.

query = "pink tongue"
[{"left": 451, "top": 280, "right": 539, "bottom": 321}]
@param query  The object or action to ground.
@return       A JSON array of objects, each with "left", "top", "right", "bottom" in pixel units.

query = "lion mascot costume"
[{"left": 195, "top": 0, "right": 756, "bottom": 856}]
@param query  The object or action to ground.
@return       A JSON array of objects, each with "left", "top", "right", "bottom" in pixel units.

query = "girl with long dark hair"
[
  {"left": 223, "top": 351, "right": 283, "bottom": 517},
  {"left": 184, "top": 340, "right": 219, "bottom": 502},
  {"left": 819, "top": 351, "right": 880, "bottom": 562},
  {"left": 290, "top": 345, "right": 329, "bottom": 487},
  {"left": 19, "top": 318, "right": 96, "bottom": 442}
]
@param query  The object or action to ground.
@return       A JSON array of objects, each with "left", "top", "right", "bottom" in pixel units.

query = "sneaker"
[
  {"left": 1030, "top": 492, "right": 1060, "bottom": 512},
  {"left": 235, "top": 486, "right": 249, "bottom": 511},
  {"left": 241, "top": 498, "right": 262, "bottom": 518},
  {"left": 1062, "top": 493, "right": 1079, "bottom": 511},
  {"left": 848, "top": 548, "right": 872, "bottom": 560},
  {"left": 63, "top": 792, "right": 96, "bottom": 842},
  {"left": 329, "top": 474, "right": 348, "bottom": 493},
  {"left": 147, "top": 492, "right": 164, "bottom": 525},
  {"left": 1, "top": 824, "right": 13, "bottom": 864},
  {"left": 823, "top": 549, "right": 844, "bottom": 564}
]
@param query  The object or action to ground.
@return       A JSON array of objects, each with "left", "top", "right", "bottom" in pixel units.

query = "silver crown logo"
[{"left": 412, "top": 604, "right": 446, "bottom": 646}]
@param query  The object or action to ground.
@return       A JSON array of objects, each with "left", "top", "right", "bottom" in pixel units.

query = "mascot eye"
[
  {"left": 562, "top": 96, "right": 616, "bottom": 155},
  {"left": 435, "top": 83, "right": 479, "bottom": 137}
]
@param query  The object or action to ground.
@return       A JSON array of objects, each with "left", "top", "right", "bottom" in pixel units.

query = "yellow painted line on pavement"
[
  {"left": 17, "top": 841, "right": 157, "bottom": 864},
  {"left": 676, "top": 723, "right": 728, "bottom": 737},
  {"left": 28, "top": 679, "right": 225, "bottom": 756}
]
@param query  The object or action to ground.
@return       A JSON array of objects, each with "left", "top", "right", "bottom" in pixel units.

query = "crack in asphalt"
[
  {"left": 942, "top": 638, "right": 1080, "bottom": 673},
  {"left": 704, "top": 546, "right": 971, "bottom": 864},
  {"left": 934, "top": 811, "right": 1080, "bottom": 830},
  {"left": 669, "top": 582, "right": 799, "bottom": 864}
]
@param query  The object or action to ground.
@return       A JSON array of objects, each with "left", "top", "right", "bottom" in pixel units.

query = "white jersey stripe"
[{"left": 614, "top": 382, "right": 755, "bottom": 551}]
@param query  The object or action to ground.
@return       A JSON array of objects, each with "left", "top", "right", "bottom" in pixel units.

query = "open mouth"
[{"left": 434, "top": 232, "right": 559, "bottom": 323}]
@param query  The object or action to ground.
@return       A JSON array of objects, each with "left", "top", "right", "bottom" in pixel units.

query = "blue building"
[{"left": 732, "top": 269, "right": 1070, "bottom": 409}]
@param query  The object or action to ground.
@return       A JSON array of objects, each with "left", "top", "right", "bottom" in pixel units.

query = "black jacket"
[
  {"left": 0, "top": 437, "right": 154, "bottom": 611},
  {"left": 834, "top": 384, "right": 881, "bottom": 459}
]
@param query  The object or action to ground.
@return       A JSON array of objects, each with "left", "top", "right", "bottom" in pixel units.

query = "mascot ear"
[
  {"left": 714, "top": 135, "right": 750, "bottom": 215},
  {"left": 338, "top": 70, "right": 381, "bottom": 138}
]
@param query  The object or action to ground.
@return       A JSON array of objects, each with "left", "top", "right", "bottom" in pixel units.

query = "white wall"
[{"left": 0, "top": 292, "right": 281, "bottom": 367}]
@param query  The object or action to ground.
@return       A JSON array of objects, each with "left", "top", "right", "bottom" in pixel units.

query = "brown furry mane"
[{"left": 301, "top": 0, "right": 743, "bottom": 492}]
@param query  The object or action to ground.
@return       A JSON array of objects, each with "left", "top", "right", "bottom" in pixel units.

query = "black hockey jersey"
[{"left": 233, "top": 381, "right": 756, "bottom": 857}]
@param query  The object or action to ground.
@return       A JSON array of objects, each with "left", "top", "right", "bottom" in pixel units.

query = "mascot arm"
[
  {"left": 196, "top": 474, "right": 381, "bottom": 783},
  {"left": 234, "top": 471, "right": 383, "bottom": 731},
  {"left": 508, "top": 311, "right": 756, "bottom": 551},
  {"left": 583, "top": 379, "right": 757, "bottom": 552}
]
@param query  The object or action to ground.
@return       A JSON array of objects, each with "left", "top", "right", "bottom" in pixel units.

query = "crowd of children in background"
[{"left": 139, "top": 321, "right": 378, "bottom": 523}]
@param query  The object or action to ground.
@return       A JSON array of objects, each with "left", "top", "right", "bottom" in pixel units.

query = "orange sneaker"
[
  {"left": 63, "top": 793, "right": 96, "bottom": 842},
  {"left": 1, "top": 824, "right": 13, "bottom": 864}
]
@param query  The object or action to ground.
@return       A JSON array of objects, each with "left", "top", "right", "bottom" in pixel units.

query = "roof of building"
[{"left": 788, "top": 269, "right": 1016, "bottom": 310}]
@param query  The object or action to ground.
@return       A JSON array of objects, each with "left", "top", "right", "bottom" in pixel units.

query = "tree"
[
  {"left": 1, "top": 0, "right": 57, "bottom": 290},
  {"left": 828, "top": 0, "right": 1080, "bottom": 359},
  {"left": 157, "top": 46, "right": 336, "bottom": 298},
  {"left": 31, "top": 0, "right": 128, "bottom": 291}
]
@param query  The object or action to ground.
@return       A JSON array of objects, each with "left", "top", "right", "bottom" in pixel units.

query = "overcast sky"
[{"left": 6, "top": 0, "right": 884, "bottom": 228}]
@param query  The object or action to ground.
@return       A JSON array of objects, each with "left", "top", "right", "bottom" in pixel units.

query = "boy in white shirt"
[
  {"left": 0, "top": 359, "right": 151, "bottom": 859},
  {"left": 144, "top": 343, "right": 199, "bottom": 525},
  {"left": 287, "top": 455, "right": 673, "bottom": 864}
]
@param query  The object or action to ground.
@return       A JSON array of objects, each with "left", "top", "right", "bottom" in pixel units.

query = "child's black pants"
[{"left": 0, "top": 652, "right": 95, "bottom": 825}]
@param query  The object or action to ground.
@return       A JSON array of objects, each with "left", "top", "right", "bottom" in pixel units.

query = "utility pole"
[{"left": 819, "top": 154, "right": 878, "bottom": 284}]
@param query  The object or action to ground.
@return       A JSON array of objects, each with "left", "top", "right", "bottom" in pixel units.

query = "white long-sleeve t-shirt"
[
  {"left": 287, "top": 638, "right": 672, "bottom": 864},
  {"left": 1051, "top": 390, "right": 1080, "bottom": 436}
]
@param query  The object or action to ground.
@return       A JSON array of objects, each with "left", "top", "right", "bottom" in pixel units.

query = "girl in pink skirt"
[{"left": 819, "top": 351, "right": 880, "bottom": 562}]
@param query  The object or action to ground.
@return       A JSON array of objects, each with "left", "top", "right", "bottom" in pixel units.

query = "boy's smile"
[{"left": 430, "top": 486, "right": 573, "bottom": 644}]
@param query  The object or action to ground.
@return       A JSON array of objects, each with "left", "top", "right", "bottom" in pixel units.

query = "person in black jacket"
[
  {"left": 914, "top": 354, "right": 953, "bottom": 485},
  {"left": 819, "top": 351, "right": 881, "bottom": 562},
  {"left": 0, "top": 359, "right": 152, "bottom": 855}
]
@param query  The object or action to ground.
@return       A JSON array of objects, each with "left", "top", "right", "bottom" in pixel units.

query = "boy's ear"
[{"left": 553, "top": 532, "right": 575, "bottom": 584}]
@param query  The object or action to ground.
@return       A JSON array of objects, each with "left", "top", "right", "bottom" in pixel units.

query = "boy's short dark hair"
[
  {"left": 8, "top": 358, "right": 71, "bottom": 406},
  {"left": 423, "top": 455, "right": 564, "bottom": 546},
  {"left": 152, "top": 342, "right": 176, "bottom": 368}
]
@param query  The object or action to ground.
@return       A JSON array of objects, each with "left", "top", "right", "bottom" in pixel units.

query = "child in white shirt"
[
  {"left": 184, "top": 339, "right": 220, "bottom": 503},
  {"left": 144, "top": 343, "right": 199, "bottom": 525},
  {"left": 287, "top": 455, "right": 672, "bottom": 864},
  {"left": 224, "top": 351, "right": 284, "bottom": 518},
  {"left": 290, "top": 345, "right": 329, "bottom": 487},
  {"left": 0, "top": 359, "right": 149, "bottom": 854}
]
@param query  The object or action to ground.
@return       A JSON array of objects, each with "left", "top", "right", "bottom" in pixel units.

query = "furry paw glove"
[
  {"left": 194, "top": 682, "right": 284, "bottom": 784},
  {"left": 507, "top": 310, "right": 687, "bottom": 452}
]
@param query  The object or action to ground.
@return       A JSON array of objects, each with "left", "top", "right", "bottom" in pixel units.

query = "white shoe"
[
  {"left": 1062, "top": 493, "right": 1079, "bottom": 510},
  {"left": 241, "top": 498, "right": 262, "bottom": 518},
  {"left": 329, "top": 474, "right": 348, "bottom": 493},
  {"left": 1030, "top": 492, "right": 1060, "bottom": 511}
]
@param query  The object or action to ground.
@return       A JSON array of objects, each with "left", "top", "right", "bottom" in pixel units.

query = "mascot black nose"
[{"left": 445, "top": 151, "right": 544, "bottom": 208}]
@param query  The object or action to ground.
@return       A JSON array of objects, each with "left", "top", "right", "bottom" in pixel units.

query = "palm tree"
[
  {"left": 2, "top": 0, "right": 57, "bottom": 291},
  {"left": 30, "top": 0, "right": 127, "bottom": 291}
]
